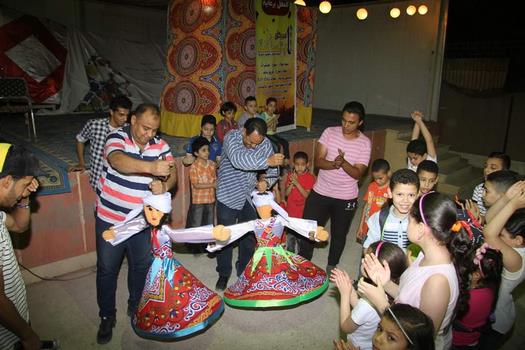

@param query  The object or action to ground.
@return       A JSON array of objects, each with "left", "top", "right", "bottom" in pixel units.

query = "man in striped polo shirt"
[
  {"left": 0, "top": 144, "right": 40, "bottom": 350},
  {"left": 95, "top": 104, "right": 177, "bottom": 344},
  {"left": 299, "top": 101, "right": 371, "bottom": 277},
  {"left": 214, "top": 117, "right": 284, "bottom": 290}
]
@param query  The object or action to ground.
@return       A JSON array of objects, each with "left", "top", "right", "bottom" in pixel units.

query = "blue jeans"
[
  {"left": 95, "top": 217, "right": 152, "bottom": 318},
  {"left": 215, "top": 200, "right": 256, "bottom": 279},
  {"left": 189, "top": 203, "right": 214, "bottom": 227}
]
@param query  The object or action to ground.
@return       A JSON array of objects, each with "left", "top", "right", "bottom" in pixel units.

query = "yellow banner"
[{"left": 256, "top": 0, "right": 296, "bottom": 131}]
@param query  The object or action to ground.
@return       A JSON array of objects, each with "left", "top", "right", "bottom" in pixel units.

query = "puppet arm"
[
  {"left": 206, "top": 221, "right": 256, "bottom": 252},
  {"left": 282, "top": 217, "right": 329, "bottom": 242},
  {"left": 102, "top": 216, "right": 148, "bottom": 246}
]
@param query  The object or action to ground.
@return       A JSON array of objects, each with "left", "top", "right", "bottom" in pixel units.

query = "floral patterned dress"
[{"left": 219, "top": 216, "right": 328, "bottom": 308}]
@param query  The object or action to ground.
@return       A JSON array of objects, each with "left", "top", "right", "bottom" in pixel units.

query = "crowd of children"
[{"left": 330, "top": 111, "right": 524, "bottom": 350}]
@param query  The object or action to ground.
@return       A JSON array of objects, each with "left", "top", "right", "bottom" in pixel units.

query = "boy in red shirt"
[
  {"left": 356, "top": 159, "right": 391, "bottom": 243},
  {"left": 284, "top": 151, "right": 316, "bottom": 253},
  {"left": 216, "top": 101, "right": 238, "bottom": 144}
]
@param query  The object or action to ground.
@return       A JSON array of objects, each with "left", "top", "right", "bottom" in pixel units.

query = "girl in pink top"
[
  {"left": 452, "top": 246, "right": 503, "bottom": 348},
  {"left": 358, "top": 192, "right": 473, "bottom": 350}
]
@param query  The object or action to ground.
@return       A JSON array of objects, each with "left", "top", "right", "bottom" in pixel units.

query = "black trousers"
[{"left": 298, "top": 190, "right": 358, "bottom": 266}]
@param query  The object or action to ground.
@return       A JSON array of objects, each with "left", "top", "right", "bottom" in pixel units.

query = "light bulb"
[
  {"left": 356, "top": 8, "right": 368, "bottom": 20},
  {"left": 294, "top": 0, "right": 306, "bottom": 6},
  {"left": 390, "top": 7, "right": 401, "bottom": 18},
  {"left": 319, "top": 1, "right": 331, "bottom": 14},
  {"left": 406, "top": 5, "right": 417, "bottom": 16},
  {"left": 418, "top": 5, "right": 428, "bottom": 15}
]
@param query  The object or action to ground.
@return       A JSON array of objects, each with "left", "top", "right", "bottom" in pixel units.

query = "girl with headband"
[
  {"left": 331, "top": 241, "right": 407, "bottom": 350},
  {"left": 357, "top": 192, "right": 472, "bottom": 350},
  {"left": 452, "top": 244, "right": 502, "bottom": 348},
  {"left": 333, "top": 303, "right": 435, "bottom": 350}
]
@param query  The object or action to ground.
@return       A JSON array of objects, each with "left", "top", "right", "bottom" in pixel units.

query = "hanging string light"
[
  {"left": 294, "top": 0, "right": 306, "bottom": 6},
  {"left": 418, "top": 5, "right": 429, "bottom": 15},
  {"left": 390, "top": 7, "right": 401, "bottom": 18},
  {"left": 406, "top": 5, "right": 417, "bottom": 16},
  {"left": 319, "top": 1, "right": 332, "bottom": 14},
  {"left": 356, "top": 8, "right": 368, "bottom": 20}
]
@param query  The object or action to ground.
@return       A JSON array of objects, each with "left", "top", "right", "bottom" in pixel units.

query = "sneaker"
[
  {"left": 97, "top": 316, "right": 116, "bottom": 344},
  {"left": 215, "top": 276, "right": 229, "bottom": 291},
  {"left": 326, "top": 265, "right": 336, "bottom": 279}
]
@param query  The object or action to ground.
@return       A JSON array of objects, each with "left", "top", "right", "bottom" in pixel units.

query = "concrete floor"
[{"left": 25, "top": 194, "right": 525, "bottom": 350}]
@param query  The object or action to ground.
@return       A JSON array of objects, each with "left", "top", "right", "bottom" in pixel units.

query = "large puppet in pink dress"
[
  {"left": 103, "top": 193, "right": 230, "bottom": 340},
  {"left": 206, "top": 183, "right": 330, "bottom": 308}
]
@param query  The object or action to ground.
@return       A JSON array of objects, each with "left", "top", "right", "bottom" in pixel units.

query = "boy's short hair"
[
  {"left": 109, "top": 95, "right": 132, "bottom": 111},
  {"left": 488, "top": 152, "right": 511, "bottom": 170},
  {"left": 293, "top": 151, "right": 308, "bottom": 163},
  {"left": 371, "top": 159, "right": 390, "bottom": 173},
  {"left": 406, "top": 139, "right": 427, "bottom": 156},
  {"left": 390, "top": 169, "right": 420, "bottom": 192},
  {"left": 244, "top": 96, "right": 257, "bottom": 105},
  {"left": 191, "top": 136, "right": 210, "bottom": 156},
  {"left": 0, "top": 144, "right": 40, "bottom": 179},
  {"left": 201, "top": 114, "right": 216, "bottom": 127},
  {"left": 342, "top": 101, "right": 365, "bottom": 121},
  {"left": 220, "top": 101, "right": 237, "bottom": 115},
  {"left": 266, "top": 97, "right": 277, "bottom": 105},
  {"left": 417, "top": 160, "right": 439, "bottom": 175},
  {"left": 486, "top": 170, "right": 520, "bottom": 194}
]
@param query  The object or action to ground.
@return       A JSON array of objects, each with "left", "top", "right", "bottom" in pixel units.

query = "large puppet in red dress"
[
  {"left": 207, "top": 180, "right": 330, "bottom": 308},
  {"left": 103, "top": 193, "right": 230, "bottom": 339}
]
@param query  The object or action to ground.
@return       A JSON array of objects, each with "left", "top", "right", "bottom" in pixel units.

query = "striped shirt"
[
  {"left": 0, "top": 212, "right": 29, "bottom": 349},
  {"left": 217, "top": 129, "right": 278, "bottom": 210},
  {"left": 96, "top": 125, "right": 173, "bottom": 224},
  {"left": 314, "top": 127, "right": 371, "bottom": 200},
  {"left": 363, "top": 206, "right": 410, "bottom": 250},
  {"left": 471, "top": 182, "right": 487, "bottom": 216}
]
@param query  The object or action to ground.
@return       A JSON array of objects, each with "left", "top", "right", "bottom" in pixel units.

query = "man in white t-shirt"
[
  {"left": 299, "top": 101, "right": 371, "bottom": 275},
  {"left": 0, "top": 143, "right": 41, "bottom": 350},
  {"left": 406, "top": 110, "right": 437, "bottom": 172}
]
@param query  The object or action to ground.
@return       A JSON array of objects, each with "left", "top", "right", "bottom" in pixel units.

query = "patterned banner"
[
  {"left": 255, "top": 0, "right": 296, "bottom": 131},
  {"left": 161, "top": 0, "right": 315, "bottom": 137}
]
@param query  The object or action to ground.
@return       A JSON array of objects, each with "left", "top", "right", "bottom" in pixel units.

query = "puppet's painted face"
[
  {"left": 256, "top": 204, "right": 272, "bottom": 219},
  {"left": 144, "top": 205, "right": 164, "bottom": 226},
  {"left": 256, "top": 179, "right": 268, "bottom": 193}
]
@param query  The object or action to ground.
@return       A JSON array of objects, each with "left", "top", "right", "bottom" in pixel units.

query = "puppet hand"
[
  {"left": 316, "top": 226, "right": 329, "bottom": 241},
  {"left": 212, "top": 225, "right": 231, "bottom": 241},
  {"left": 102, "top": 229, "right": 116, "bottom": 241}
]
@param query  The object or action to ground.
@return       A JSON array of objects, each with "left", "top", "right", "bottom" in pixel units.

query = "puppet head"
[
  {"left": 251, "top": 189, "right": 288, "bottom": 220},
  {"left": 143, "top": 192, "right": 172, "bottom": 227}
]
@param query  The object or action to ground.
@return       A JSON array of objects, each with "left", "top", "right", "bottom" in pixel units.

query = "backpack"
[{"left": 378, "top": 204, "right": 391, "bottom": 239}]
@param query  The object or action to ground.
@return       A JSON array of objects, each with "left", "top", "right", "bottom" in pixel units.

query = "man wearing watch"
[{"left": 0, "top": 143, "right": 41, "bottom": 350}]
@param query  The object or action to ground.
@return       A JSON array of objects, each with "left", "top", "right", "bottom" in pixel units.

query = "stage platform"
[{"left": 0, "top": 109, "right": 410, "bottom": 279}]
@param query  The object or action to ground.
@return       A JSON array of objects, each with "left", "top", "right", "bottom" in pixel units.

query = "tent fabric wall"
[
  {"left": 160, "top": 0, "right": 318, "bottom": 137},
  {"left": 161, "top": 0, "right": 256, "bottom": 137},
  {"left": 296, "top": 7, "right": 317, "bottom": 129},
  {"left": 0, "top": 10, "right": 66, "bottom": 104},
  {"left": 1, "top": 3, "right": 166, "bottom": 114}
]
